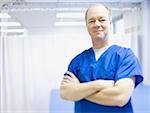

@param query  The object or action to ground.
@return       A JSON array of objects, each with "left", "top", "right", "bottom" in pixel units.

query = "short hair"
[{"left": 85, "top": 4, "right": 112, "bottom": 23}]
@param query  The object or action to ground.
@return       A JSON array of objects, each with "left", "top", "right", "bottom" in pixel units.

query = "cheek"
[
  {"left": 87, "top": 26, "right": 94, "bottom": 33},
  {"left": 103, "top": 25, "right": 110, "bottom": 32},
  {"left": 87, "top": 24, "right": 93, "bottom": 29}
]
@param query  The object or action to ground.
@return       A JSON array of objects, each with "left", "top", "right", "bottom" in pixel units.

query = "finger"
[
  {"left": 61, "top": 79, "right": 70, "bottom": 84},
  {"left": 66, "top": 71, "right": 77, "bottom": 79},
  {"left": 61, "top": 81, "right": 67, "bottom": 86},
  {"left": 63, "top": 75, "right": 73, "bottom": 81},
  {"left": 64, "top": 72, "right": 70, "bottom": 76}
]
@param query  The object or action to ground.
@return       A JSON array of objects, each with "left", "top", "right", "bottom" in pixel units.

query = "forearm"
[
  {"left": 86, "top": 87, "right": 122, "bottom": 106},
  {"left": 86, "top": 78, "right": 135, "bottom": 107},
  {"left": 60, "top": 81, "right": 98, "bottom": 101},
  {"left": 60, "top": 79, "right": 114, "bottom": 101}
]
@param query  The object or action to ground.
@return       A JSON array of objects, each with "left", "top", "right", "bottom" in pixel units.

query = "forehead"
[{"left": 87, "top": 5, "right": 109, "bottom": 19}]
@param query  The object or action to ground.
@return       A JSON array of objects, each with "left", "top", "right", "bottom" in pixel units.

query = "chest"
[{"left": 77, "top": 54, "right": 118, "bottom": 82}]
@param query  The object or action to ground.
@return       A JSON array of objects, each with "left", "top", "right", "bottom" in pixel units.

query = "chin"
[{"left": 95, "top": 35, "right": 105, "bottom": 40}]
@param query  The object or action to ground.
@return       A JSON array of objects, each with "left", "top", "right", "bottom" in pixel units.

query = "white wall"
[
  {"left": 141, "top": 0, "right": 150, "bottom": 85},
  {"left": 1, "top": 26, "right": 91, "bottom": 113},
  {"left": 24, "top": 27, "right": 91, "bottom": 112}
]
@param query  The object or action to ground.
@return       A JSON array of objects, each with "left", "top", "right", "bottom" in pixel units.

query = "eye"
[
  {"left": 99, "top": 19, "right": 106, "bottom": 22},
  {"left": 88, "top": 20, "right": 95, "bottom": 23}
]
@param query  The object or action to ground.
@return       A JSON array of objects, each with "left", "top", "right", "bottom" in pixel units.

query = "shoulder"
[
  {"left": 70, "top": 48, "right": 91, "bottom": 63},
  {"left": 113, "top": 45, "right": 131, "bottom": 53},
  {"left": 113, "top": 45, "right": 134, "bottom": 59},
  {"left": 68, "top": 48, "right": 91, "bottom": 72},
  {"left": 106, "top": 45, "right": 133, "bottom": 61}
]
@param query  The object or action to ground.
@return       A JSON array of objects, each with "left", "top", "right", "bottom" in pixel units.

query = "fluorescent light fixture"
[
  {"left": 56, "top": 12, "right": 85, "bottom": 18},
  {"left": 0, "top": 13, "right": 11, "bottom": 18},
  {"left": 0, "top": 29, "right": 26, "bottom": 33},
  {"left": 56, "top": 8, "right": 86, "bottom": 11},
  {"left": 0, "top": 22, "right": 21, "bottom": 26},
  {"left": 55, "top": 21, "right": 86, "bottom": 26},
  {"left": 111, "top": 7, "right": 134, "bottom": 11}
]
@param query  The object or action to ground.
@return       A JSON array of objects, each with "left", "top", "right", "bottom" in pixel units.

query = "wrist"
[{"left": 93, "top": 79, "right": 114, "bottom": 90}]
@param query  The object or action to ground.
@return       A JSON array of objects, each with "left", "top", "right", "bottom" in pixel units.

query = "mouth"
[
  {"left": 94, "top": 30, "right": 103, "bottom": 33},
  {"left": 94, "top": 28, "right": 103, "bottom": 32}
]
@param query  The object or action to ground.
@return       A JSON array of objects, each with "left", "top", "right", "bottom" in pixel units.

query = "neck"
[{"left": 92, "top": 39, "right": 109, "bottom": 49}]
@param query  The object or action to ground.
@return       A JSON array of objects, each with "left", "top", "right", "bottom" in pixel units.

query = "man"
[{"left": 60, "top": 4, "right": 143, "bottom": 113}]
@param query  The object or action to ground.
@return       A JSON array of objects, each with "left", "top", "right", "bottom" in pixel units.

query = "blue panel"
[
  {"left": 132, "top": 84, "right": 150, "bottom": 113},
  {"left": 50, "top": 89, "right": 74, "bottom": 113}
]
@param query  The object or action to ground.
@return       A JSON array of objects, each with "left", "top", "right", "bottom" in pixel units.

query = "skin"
[
  {"left": 86, "top": 4, "right": 111, "bottom": 49},
  {"left": 60, "top": 4, "right": 136, "bottom": 107}
]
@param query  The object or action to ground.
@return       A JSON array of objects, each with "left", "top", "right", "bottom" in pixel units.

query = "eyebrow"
[
  {"left": 88, "top": 17, "right": 106, "bottom": 21},
  {"left": 88, "top": 18, "right": 95, "bottom": 21}
]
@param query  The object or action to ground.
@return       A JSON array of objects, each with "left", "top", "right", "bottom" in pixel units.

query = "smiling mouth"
[{"left": 94, "top": 30, "right": 103, "bottom": 33}]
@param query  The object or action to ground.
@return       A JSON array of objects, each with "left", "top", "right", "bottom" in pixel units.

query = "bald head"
[{"left": 85, "top": 4, "right": 111, "bottom": 23}]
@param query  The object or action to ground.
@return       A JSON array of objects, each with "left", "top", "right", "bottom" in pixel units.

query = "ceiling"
[
  {"left": 0, "top": 0, "right": 144, "bottom": 35},
  {"left": 24, "top": 0, "right": 144, "bottom": 3}
]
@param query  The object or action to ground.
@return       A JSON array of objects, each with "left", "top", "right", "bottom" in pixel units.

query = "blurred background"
[{"left": 0, "top": 0, "right": 150, "bottom": 113}]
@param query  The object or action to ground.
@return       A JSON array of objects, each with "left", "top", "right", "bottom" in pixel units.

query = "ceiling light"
[
  {"left": 55, "top": 21, "right": 86, "bottom": 26},
  {"left": 0, "top": 13, "right": 11, "bottom": 18},
  {"left": 56, "top": 12, "right": 85, "bottom": 18},
  {"left": 56, "top": 8, "right": 86, "bottom": 11},
  {"left": 0, "top": 29, "right": 26, "bottom": 33},
  {"left": 0, "top": 22, "right": 21, "bottom": 26}
]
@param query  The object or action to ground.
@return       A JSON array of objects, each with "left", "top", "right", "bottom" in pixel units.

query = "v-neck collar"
[{"left": 89, "top": 45, "right": 116, "bottom": 63}]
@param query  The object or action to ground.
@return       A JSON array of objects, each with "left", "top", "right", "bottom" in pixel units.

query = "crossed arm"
[{"left": 60, "top": 71, "right": 135, "bottom": 107}]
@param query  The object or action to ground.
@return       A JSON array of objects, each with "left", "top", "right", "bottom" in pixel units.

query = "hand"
[{"left": 61, "top": 71, "right": 80, "bottom": 86}]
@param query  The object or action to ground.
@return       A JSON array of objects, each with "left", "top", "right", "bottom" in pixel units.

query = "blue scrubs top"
[{"left": 67, "top": 45, "right": 143, "bottom": 113}]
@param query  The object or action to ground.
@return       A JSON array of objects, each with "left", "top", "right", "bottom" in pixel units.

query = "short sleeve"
[
  {"left": 68, "top": 58, "right": 79, "bottom": 76},
  {"left": 115, "top": 48, "right": 143, "bottom": 87},
  {"left": 64, "top": 55, "right": 80, "bottom": 77}
]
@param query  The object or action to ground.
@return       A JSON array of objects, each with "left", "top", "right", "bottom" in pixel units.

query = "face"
[{"left": 86, "top": 5, "right": 111, "bottom": 42}]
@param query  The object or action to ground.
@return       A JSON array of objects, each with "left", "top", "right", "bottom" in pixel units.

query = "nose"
[{"left": 95, "top": 20, "right": 101, "bottom": 27}]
